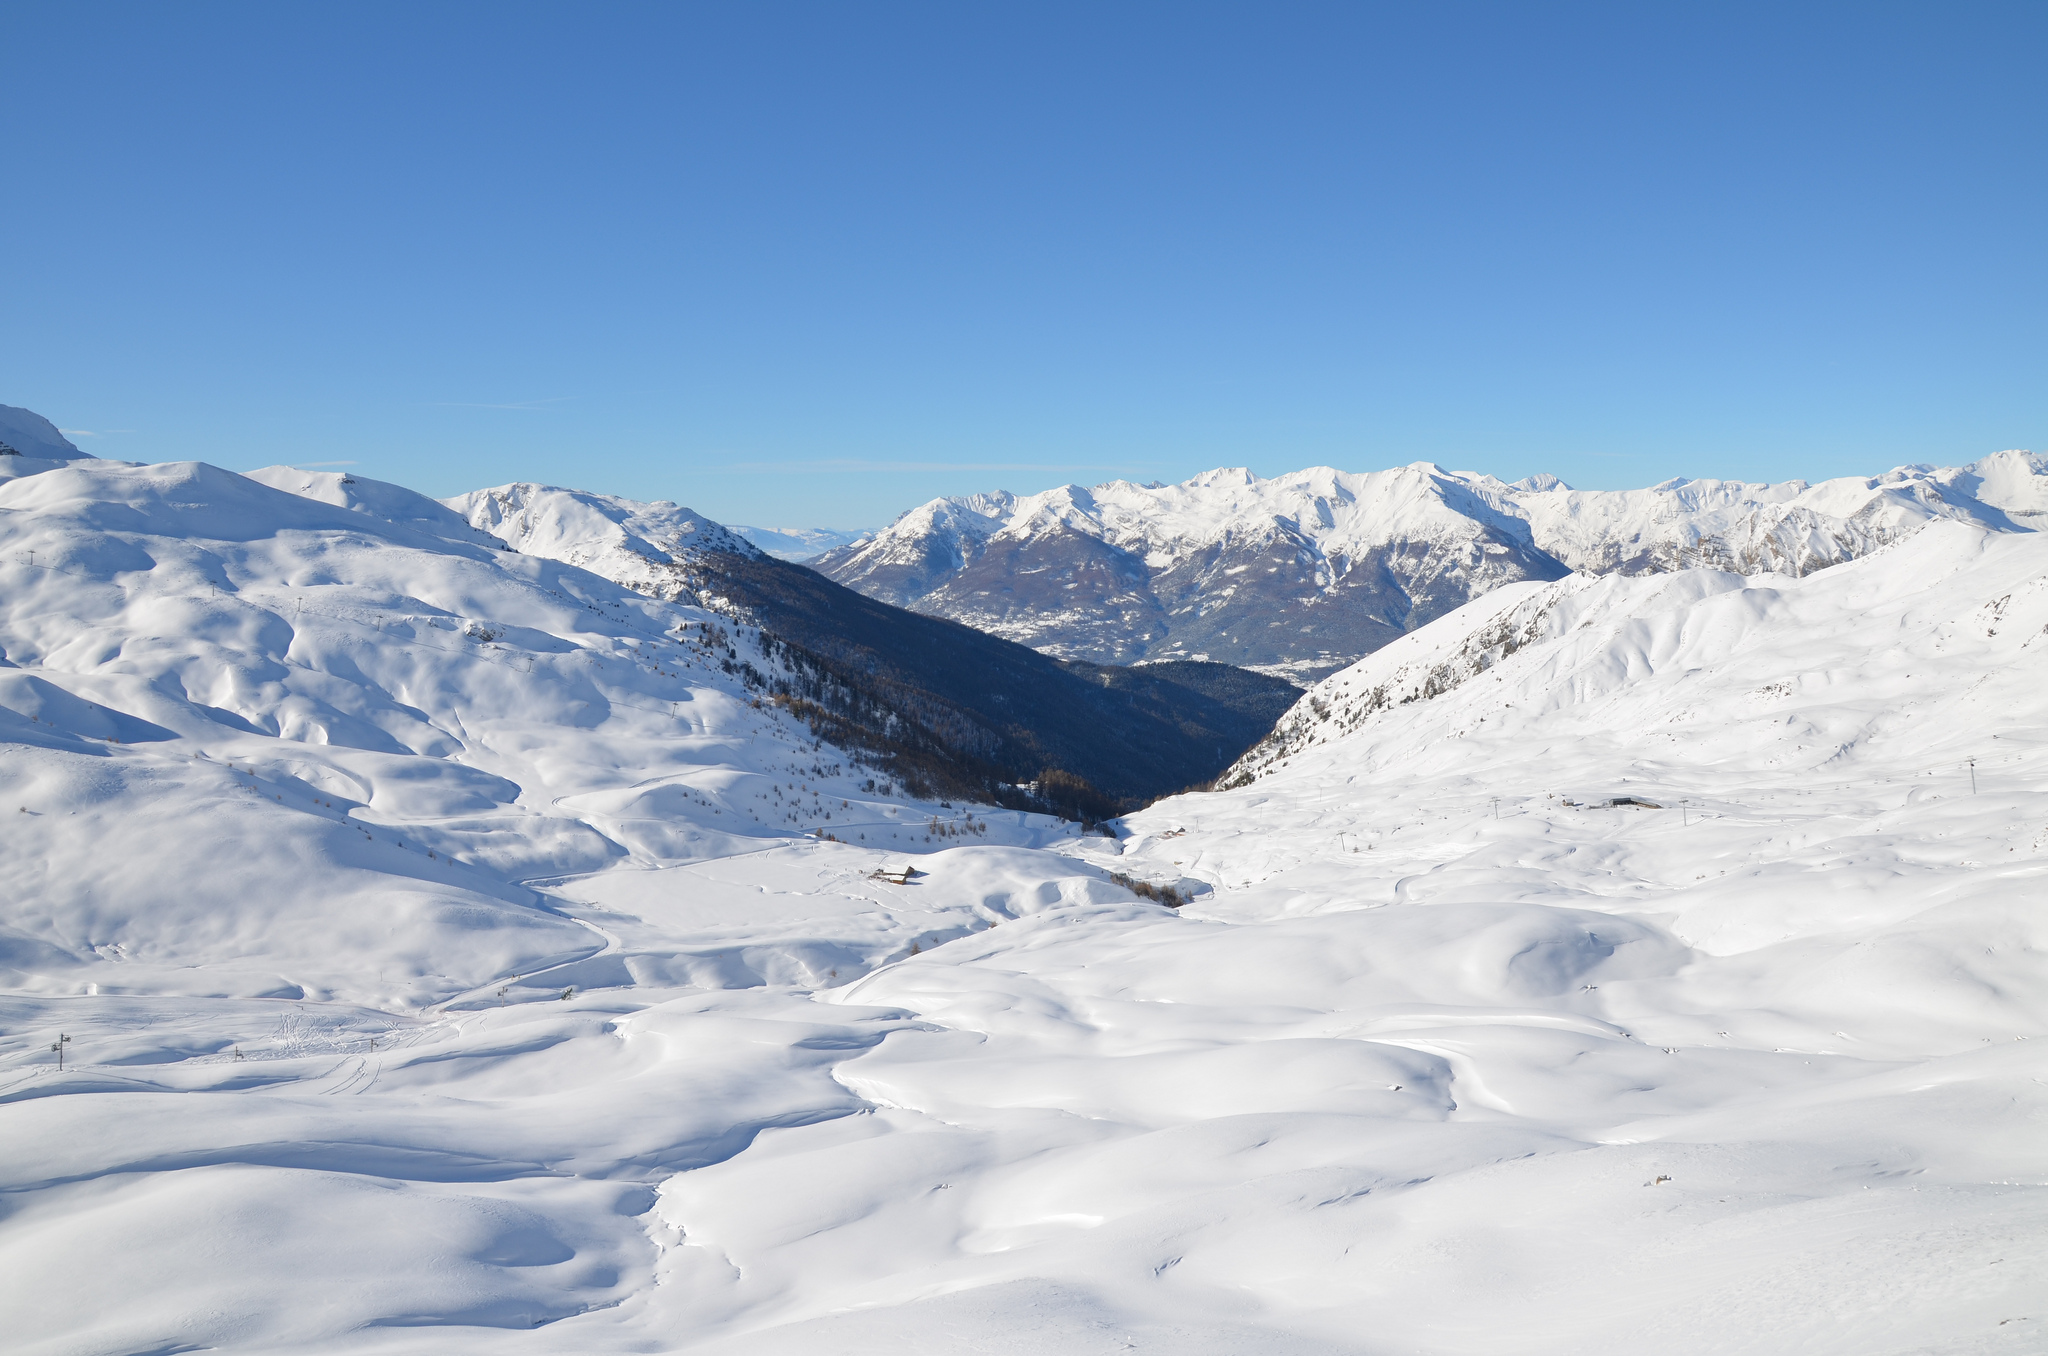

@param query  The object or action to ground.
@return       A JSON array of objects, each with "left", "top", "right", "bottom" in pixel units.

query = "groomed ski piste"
[{"left": 3, "top": 443, "right": 2044, "bottom": 1354}]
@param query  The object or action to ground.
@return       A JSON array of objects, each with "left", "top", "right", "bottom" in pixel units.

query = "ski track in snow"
[{"left": 1, "top": 453, "right": 2044, "bottom": 1355}]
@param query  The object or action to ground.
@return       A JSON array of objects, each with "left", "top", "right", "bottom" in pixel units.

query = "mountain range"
[
  {"left": 813, "top": 456, "right": 2048, "bottom": 679},
  {"left": 726, "top": 524, "right": 865, "bottom": 560}
]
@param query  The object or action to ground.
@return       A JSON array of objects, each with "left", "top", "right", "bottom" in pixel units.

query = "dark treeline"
[{"left": 661, "top": 551, "right": 1301, "bottom": 819}]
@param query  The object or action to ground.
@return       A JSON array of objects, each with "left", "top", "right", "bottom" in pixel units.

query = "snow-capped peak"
[
  {"left": 0, "top": 404, "right": 92, "bottom": 462},
  {"left": 443, "top": 482, "right": 763, "bottom": 598},
  {"left": 812, "top": 451, "right": 2044, "bottom": 678}
]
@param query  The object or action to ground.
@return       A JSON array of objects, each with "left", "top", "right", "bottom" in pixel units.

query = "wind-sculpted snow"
[
  {"left": 4, "top": 444, "right": 2045, "bottom": 1354},
  {"left": 816, "top": 453, "right": 2045, "bottom": 679}
]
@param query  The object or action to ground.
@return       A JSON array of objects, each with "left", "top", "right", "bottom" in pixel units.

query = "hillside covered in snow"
[
  {"left": 0, "top": 454, "right": 1098, "bottom": 1004},
  {"left": 3, "top": 422, "right": 2044, "bottom": 1355},
  {"left": 0, "top": 403, "right": 93, "bottom": 461},
  {"left": 449, "top": 481, "right": 767, "bottom": 582},
  {"left": 815, "top": 454, "right": 2048, "bottom": 679}
]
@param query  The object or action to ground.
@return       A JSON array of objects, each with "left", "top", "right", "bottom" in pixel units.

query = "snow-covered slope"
[
  {"left": 0, "top": 404, "right": 91, "bottom": 463},
  {"left": 1225, "top": 518, "right": 2048, "bottom": 793},
  {"left": 817, "top": 454, "right": 2044, "bottom": 679},
  {"left": 0, "top": 454, "right": 1074, "bottom": 1006},
  {"left": 245, "top": 464, "right": 509, "bottom": 550},
  {"left": 6, "top": 420, "right": 2045, "bottom": 1354},
  {"left": 446, "top": 481, "right": 763, "bottom": 600}
]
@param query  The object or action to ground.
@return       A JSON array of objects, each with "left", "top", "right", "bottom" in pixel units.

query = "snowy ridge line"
[{"left": 814, "top": 450, "right": 2046, "bottom": 676}]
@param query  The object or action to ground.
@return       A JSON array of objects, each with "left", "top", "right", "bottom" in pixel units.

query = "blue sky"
[{"left": 4, "top": 2, "right": 2042, "bottom": 529}]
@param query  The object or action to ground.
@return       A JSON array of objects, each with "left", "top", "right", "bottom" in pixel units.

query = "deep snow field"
[{"left": 3, "top": 450, "right": 2044, "bottom": 1355}]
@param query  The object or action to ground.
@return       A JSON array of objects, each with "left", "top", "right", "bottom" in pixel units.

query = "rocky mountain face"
[{"left": 814, "top": 454, "right": 2048, "bottom": 680}]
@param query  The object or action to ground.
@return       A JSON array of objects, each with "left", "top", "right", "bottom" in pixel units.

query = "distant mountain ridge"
[
  {"left": 813, "top": 454, "right": 2048, "bottom": 679},
  {"left": 0, "top": 404, "right": 92, "bottom": 461},
  {"left": 728, "top": 524, "right": 866, "bottom": 561}
]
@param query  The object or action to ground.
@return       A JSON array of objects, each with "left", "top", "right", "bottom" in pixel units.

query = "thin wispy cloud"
[
  {"left": 707, "top": 458, "right": 1165, "bottom": 475},
  {"left": 293, "top": 460, "right": 359, "bottom": 468},
  {"left": 425, "top": 398, "right": 573, "bottom": 411},
  {"left": 60, "top": 429, "right": 136, "bottom": 437}
]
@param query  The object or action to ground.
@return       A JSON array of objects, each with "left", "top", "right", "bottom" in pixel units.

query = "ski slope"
[{"left": 3, "top": 449, "right": 2044, "bottom": 1354}]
